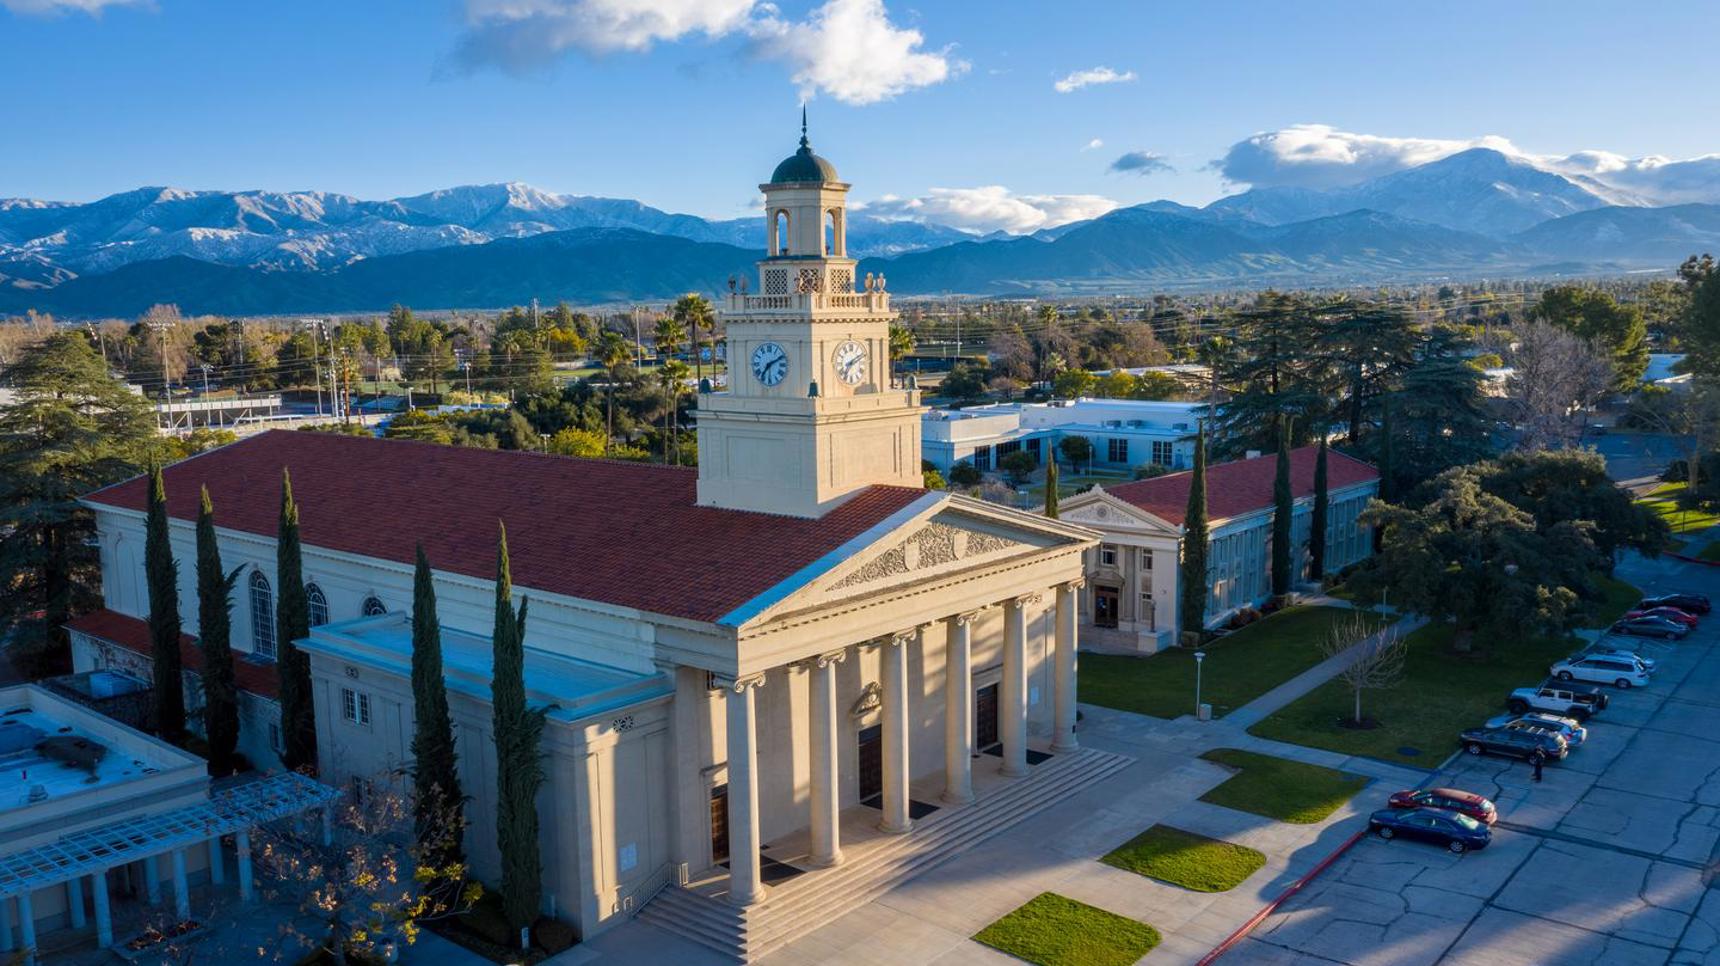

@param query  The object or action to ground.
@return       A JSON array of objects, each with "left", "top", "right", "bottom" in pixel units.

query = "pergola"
[{"left": 0, "top": 771, "right": 339, "bottom": 963}]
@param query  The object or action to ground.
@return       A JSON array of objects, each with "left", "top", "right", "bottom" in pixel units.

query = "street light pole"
[{"left": 1194, "top": 650, "right": 1207, "bottom": 718}]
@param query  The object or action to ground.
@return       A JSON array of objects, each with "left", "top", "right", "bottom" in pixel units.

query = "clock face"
[
  {"left": 833, "top": 340, "right": 868, "bottom": 386},
  {"left": 751, "top": 341, "right": 789, "bottom": 387}
]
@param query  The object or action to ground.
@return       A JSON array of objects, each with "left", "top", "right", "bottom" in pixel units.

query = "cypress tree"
[
  {"left": 1309, "top": 436, "right": 1330, "bottom": 581},
  {"left": 144, "top": 464, "right": 186, "bottom": 742},
  {"left": 491, "top": 522, "right": 545, "bottom": 942},
  {"left": 1378, "top": 396, "right": 1395, "bottom": 504},
  {"left": 1044, "top": 456, "right": 1060, "bottom": 519},
  {"left": 410, "top": 544, "right": 465, "bottom": 869},
  {"left": 276, "top": 469, "right": 317, "bottom": 771},
  {"left": 1271, "top": 419, "right": 1293, "bottom": 598},
  {"left": 1178, "top": 428, "right": 1209, "bottom": 645},
  {"left": 196, "top": 487, "right": 242, "bottom": 776}
]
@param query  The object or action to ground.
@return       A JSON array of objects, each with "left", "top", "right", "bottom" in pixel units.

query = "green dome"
[{"left": 770, "top": 133, "right": 839, "bottom": 185}]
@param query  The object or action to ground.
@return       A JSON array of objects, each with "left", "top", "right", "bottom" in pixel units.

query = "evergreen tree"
[
  {"left": 1044, "top": 457, "right": 1060, "bottom": 519},
  {"left": 0, "top": 333, "right": 156, "bottom": 676},
  {"left": 1214, "top": 293, "right": 1323, "bottom": 457},
  {"left": 1388, "top": 326, "right": 1493, "bottom": 493},
  {"left": 1178, "top": 428, "right": 1209, "bottom": 644},
  {"left": 1310, "top": 436, "right": 1330, "bottom": 581},
  {"left": 144, "top": 464, "right": 187, "bottom": 741},
  {"left": 410, "top": 544, "right": 465, "bottom": 870},
  {"left": 490, "top": 523, "right": 545, "bottom": 942},
  {"left": 1271, "top": 421, "right": 1294, "bottom": 598},
  {"left": 196, "top": 486, "right": 243, "bottom": 776},
  {"left": 276, "top": 469, "right": 317, "bottom": 771},
  {"left": 1378, "top": 396, "right": 1396, "bottom": 505}
]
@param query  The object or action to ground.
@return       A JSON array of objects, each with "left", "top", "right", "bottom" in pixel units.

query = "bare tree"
[
  {"left": 1320, "top": 612, "right": 1408, "bottom": 726},
  {"left": 1506, "top": 320, "right": 1614, "bottom": 450}
]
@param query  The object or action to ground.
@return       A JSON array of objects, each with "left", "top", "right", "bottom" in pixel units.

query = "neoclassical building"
[{"left": 64, "top": 123, "right": 1107, "bottom": 959}]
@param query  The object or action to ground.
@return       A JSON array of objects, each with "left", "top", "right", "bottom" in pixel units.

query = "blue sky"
[{"left": 3, "top": 0, "right": 1716, "bottom": 231}]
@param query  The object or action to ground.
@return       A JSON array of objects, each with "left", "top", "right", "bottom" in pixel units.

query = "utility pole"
[
  {"left": 301, "top": 319, "right": 326, "bottom": 417},
  {"left": 85, "top": 322, "right": 110, "bottom": 370},
  {"left": 631, "top": 305, "right": 645, "bottom": 367},
  {"left": 146, "top": 318, "right": 173, "bottom": 430},
  {"left": 462, "top": 359, "right": 473, "bottom": 396},
  {"left": 531, "top": 297, "right": 540, "bottom": 330},
  {"left": 200, "top": 364, "right": 213, "bottom": 396}
]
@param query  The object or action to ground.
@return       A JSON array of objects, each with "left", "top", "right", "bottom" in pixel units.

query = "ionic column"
[
  {"left": 235, "top": 829, "right": 254, "bottom": 902},
  {"left": 725, "top": 674, "right": 767, "bottom": 906},
  {"left": 91, "top": 871, "right": 113, "bottom": 948},
  {"left": 1001, "top": 594, "right": 1040, "bottom": 777},
  {"left": 880, "top": 630, "right": 916, "bottom": 833},
  {"left": 142, "top": 855, "right": 160, "bottom": 905},
  {"left": 66, "top": 875, "right": 85, "bottom": 930},
  {"left": 0, "top": 894, "right": 12, "bottom": 952},
  {"left": 943, "top": 611, "right": 980, "bottom": 805},
  {"left": 207, "top": 837, "right": 224, "bottom": 886},
  {"left": 171, "top": 848, "right": 190, "bottom": 921},
  {"left": 807, "top": 650, "right": 847, "bottom": 866},
  {"left": 16, "top": 893, "right": 34, "bottom": 966},
  {"left": 1052, "top": 580, "right": 1083, "bottom": 752}
]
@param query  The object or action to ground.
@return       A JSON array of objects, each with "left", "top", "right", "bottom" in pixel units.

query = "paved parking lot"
[{"left": 1235, "top": 553, "right": 1720, "bottom": 966}]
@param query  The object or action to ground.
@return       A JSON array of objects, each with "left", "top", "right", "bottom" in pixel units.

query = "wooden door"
[
  {"left": 857, "top": 725, "right": 882, "bottom": 800},
  {"left": 975, "top": 683, "right": 999, "bottom": 750},
  {"left": 709, "top": 785, "right": 729, "bottom": 864},
  {"left": 1095, "top": 585, "right": 1119, "bottom": 628}
]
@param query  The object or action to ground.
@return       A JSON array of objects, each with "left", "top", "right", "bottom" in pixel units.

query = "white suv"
[{"left": 1551, "top": 655, "right": 1651, "bottom": 689}]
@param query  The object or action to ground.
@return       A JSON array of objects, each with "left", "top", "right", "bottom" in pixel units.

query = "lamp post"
[{"left": 1194, "top": 650, "right": 1207, "bottom": 718}]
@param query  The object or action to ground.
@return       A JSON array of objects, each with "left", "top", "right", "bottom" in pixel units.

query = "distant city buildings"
[{"left": 922, "top": 398, "right": 1209, "bottom": 476}]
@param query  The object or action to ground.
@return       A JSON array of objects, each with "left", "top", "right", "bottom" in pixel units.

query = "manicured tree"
[
  {"left": 276, "top": 469, "right": 317, "bottom": 771},
  {"left": 1044, "top": 457, "right": 1060, "bottom": 519},
  {"left": 1310, "top": 436, "right": 1330, "bottom": 581},
  {"left": 144, "top": 464, "right": 187, "bottom": 742},
  {"left": 196, "top": 486, "right": 243, "bottom": 776},
  {"left": 1178, "top": 428, "right": 1209, "bottom": 645},
  {"left": 1271, "top": 420, "right": 1293, "bottom": 598},
  {"left": 490, "top": 522, "right": 545, "bottom": 944},
  {"left": 410, "top": 545, "right": 465, "bottom": 870}
]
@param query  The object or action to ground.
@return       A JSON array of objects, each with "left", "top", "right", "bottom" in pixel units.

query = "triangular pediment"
[{"left": 1058, "top": 486, "right": 1182, "bottom": 535}]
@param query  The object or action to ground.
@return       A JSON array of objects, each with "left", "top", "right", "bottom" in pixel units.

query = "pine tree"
[
  {"left": 276, "top": 469, "right": 317, "bottom": 771},
  {"left": 1271, "top": 420, "right": 1294, "bottom": 598},
  {"left": 410, "top": 545, "right": 465, "bottom": 869},
  {"left": 1379, "top": 396, "right": 1396, "bottom": 504},
  {"left": 1044, "top": 457, "right": 1060, "bottom": 519},
  {"left": 196, "top": 487, "right": 243, "bottom": 776},
  {"left": 1178, "top": 428, "right": 1209, "bottom": 645},
  {"left": 490, "top": 522, "right": 545, "bottom": 942},
  {"left": 1310, "top": 436, "right": 1330, "bottom": 581},
  {"left": 144, "top": 464, "right": 187, "bottom": 742}
]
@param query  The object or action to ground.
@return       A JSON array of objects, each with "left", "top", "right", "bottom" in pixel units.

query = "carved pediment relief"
[{"left": 831, "top": 521, "right": 1025, "bottom": 590}]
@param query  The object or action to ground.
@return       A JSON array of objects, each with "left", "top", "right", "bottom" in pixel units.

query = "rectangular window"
[
  {"left": 1139, "top": 592, "right": 1155, "bottom": 631},
  {"left": 972, "top": 445, "right": 991, "bottom": 471},
  {"left": 1139, "top": 549, "right": 1153, "bottom": 571},
  {"left": 341, "top": 687, "right": 371, "bottom": 726},
  {"left": 269, "top": 722, "right": 283, "bottom": 754},
  {"left": 1107, "top": 438, "right": 1129, "bottom": 463},
  {"left": 1099, "top": 544, "right": 1118, "bottom": 567},
  {"left": 998, "top": 440, "right": 1023, "bottom": 458},
  {"left": 1151, "top": 440, "right": 1174, "bottom": 466}
]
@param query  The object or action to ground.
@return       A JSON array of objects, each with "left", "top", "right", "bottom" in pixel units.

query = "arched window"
[
  {"left": 249, "top": 571, "right": 276, "bottom": 659},
  {"left": 773, "top": 210, "right": 790, "bottom": 255},
  {"left": 306, "top": 583, "right": 329, "bottom": 627},
  {"left": 361, "top": 596, "right": 388, "bottom": 617},
  {"left": 825, "top": 208, "right": 841, "bottom": 257}
]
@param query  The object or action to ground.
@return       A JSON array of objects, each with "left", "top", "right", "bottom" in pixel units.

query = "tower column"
[
  {"left": 1001, "top": 594, "right": 1039, "bottom": 777},
  {"left": 725, "top": 674, "right": 767, "bottom": 906},
  {"left": 808, "top": 649, "right": 846, "bottom": 867},
  {"left": 1053, "top": 580, "right": 1083, "bottom": 753},
  {"left": 943, "top": 610, "right": 980, "bottom": 805}
]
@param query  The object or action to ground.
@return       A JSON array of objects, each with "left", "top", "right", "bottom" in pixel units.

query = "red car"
[
  {"left": 1387, "top": 787, "right": 1497, "bottom": 825},
  {"left": 1625, "top": 607, "right": 1699, "bottom": 627}
]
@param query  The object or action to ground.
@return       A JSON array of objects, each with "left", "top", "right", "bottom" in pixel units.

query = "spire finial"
[{"left": 799, "top": 103, "right": 809, "bottom": 149}]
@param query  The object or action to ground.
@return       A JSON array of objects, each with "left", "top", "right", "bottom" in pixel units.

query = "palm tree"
[
  {"left": 888, "top": 323, "right": 916, "bottom": 384},
  {"left": 595, "top": 330, "right": 631, "bottom": 455},
  {"left": 656, "top": 359, "right": 692, "bottom": 463},
  {"left": 652, "top": 314, "right": 686, "bottom": 365},
  {"left": 673, "top": 294, "right": 714, "bottom": 385}
]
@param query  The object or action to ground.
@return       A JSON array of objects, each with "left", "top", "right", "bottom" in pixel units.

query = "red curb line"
[
  {"left": 1666, "top": 552, "right": 1720, "bottom": 567},
  {"left": 1197, "top": 828, "right": 1367, "bottom": 966}
]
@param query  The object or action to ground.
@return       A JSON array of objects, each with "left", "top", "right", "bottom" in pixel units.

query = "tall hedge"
[
  {"left": 411, "top": 544, "right": 464, "bottom": 868},
  {"left": 276, "top": 469, "right": 316, "bottom": 771},
  {"left": 490, "top": 523, "right": 545, "bottom": 941},
  {"left": 1178, "top": 428, "right": 1209, "bottom": 643},
  {"left": 144, "top": 464, "right": 186, "bottom": 742},
  {"left": 196, "top": 486, "right": 242, "bottom": 775}
]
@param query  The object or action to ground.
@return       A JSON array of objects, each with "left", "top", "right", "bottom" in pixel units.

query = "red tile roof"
[
  {"left": 85, "top": 430, "right": 927, "bottom": 625},
  {"left": 65, "top": 608, "right": 281, "bottom": 700},
  {"left": 1102, "top": 445, "right": 1378, "bottom": 527}
]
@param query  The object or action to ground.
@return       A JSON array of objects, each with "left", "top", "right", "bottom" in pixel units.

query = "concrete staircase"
[{"left": 635, "top": 747, "right": 1134, "bottom": 962}]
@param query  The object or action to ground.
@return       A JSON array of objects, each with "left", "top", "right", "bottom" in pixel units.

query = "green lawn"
[
  {"left": 1590, "top": 574, "right": 1642, "bottom": 625},
  {"left": 1638, "top": 482, "right": 1720, "bottom": 535},
  {"left": 1100, "top": 825, "right": 1267, "bottom": 892},
  {"left": 1027, "top": 471, "right": 1131, "bottom": 504},
  {"left": 1078, "top": 605, "right": 1391, "bottom": 719},
  {"left": 973, "top": 893, "right": 1162, "bottom": 966},
  {"left": 1700, "top": 542, "right": 1720, "bottom": 562},
  {"left": 1247, "top": 623, "right": 1576, "bottom": 765},
  {"left": 1198, "top": 748, "right": 1367, "bottom": 823}
]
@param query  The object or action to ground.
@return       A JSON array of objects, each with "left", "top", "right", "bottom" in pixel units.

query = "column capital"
[
  {"left": 1008, "top": 592, "right": 1044, "bottom": 609},
  {"left": 716, "top": 672, "right": 767, "bottom": 693},
  {"left": 886, "top": 626, "right": 923, "bottom": 648},
  {"left": 1061, "top": 577, "right": 1088, "bottom": 592},
  {"left": 814, "top": 648, "right": 848, "bottom": 669},
  {"left": 952, "top": 608, "right": 986, "bottom": 626}
]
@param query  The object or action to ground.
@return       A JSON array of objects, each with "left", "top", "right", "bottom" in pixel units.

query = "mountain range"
[{"left": 4, "top": 148, "right": 1719, "bottom": 316}]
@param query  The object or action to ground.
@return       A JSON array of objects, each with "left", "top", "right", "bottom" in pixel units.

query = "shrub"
[
  {"left": 533, "top": 918, "right": 577, "bottom": 954},
  {"left": 948, "top": 460, "right": 982, "bottom": 487},
  {"left": 1000, "top": 450, "right": 1038, "bottom": 483},
  {"left": 1133, "top": 463, "right": 1170, "bottom": 480}
]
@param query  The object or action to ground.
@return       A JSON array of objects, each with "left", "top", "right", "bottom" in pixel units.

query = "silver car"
[{"left": 1485, "top": 711, "right": 1588, "bottom": 748}]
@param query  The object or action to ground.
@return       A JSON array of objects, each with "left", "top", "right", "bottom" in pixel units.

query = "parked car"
[
  {"left": 1624, "top": 607, "right": 1699, "bottom": 627},
  {"left": 1507, "top": 683, "right": 1607, "bottom": 719},
  {"left": 1485, "top": 712, "right": 1588, "bottom": 748},
  {"left": 1460, "top": 724, "right": 1568, "bottom": 761},
  {"left": 1369, "top": 807, "right": 1493, "bottom": 853},
  {"left": 1552, "top": 655, "right": 1652, "bottom": 689},
  {"left": 1638, "top": 593, "right": 1712, "bottom": 615},
  {"left": 1611, "top": 616, "right": 1689, "bottom": 640},
  {"left": 1386, "top": 787, "right": 1498, "bottom": 825},
  {"left": 1578, "top": 644, "right": 1657, "bottom": 673}
]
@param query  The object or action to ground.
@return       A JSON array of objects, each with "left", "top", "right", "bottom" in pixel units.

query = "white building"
[
  {"left": 1058, "top": 446, "right": 1380, "bottom": 651},
  {"left": 65, "top": 121, "right": 1111, "bottom": 960},
  {"left": 922, "top": 399, "right": 1208, "bottom": 476}
]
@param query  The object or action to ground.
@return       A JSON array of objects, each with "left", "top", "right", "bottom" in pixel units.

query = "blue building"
[{"left": 922, "top": 399, "right": 1209, "bottom": 476}]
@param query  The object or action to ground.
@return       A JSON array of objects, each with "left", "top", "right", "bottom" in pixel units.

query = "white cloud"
[
  {"left": 1110, "top": 150, "right": 1172, "bottom": 176},
  {"left": 450, "top": 0, "right": 963, "bottom": 103},
  {"left": 748, "top": 0, "right": 965, "bottom": 105},
  {"left": 2, "top": 0, "right": 143, "bottom": 14},
  {"left": 1083, "top": 138, "right": 1104, "bottom": 151},
  {"left": 862, "top": 186, "right": 1117, "bottom": 234},
  {"left": 1053, "top": 66, "right": 1135, "bottom": 94},
  {"left": 1215, "top": 123, "right": 1720, "bottom": 204}
]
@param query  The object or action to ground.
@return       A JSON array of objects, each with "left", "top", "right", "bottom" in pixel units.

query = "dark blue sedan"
[{"left": 1368, "top": 807, "right": 1492, "bottom": 853}]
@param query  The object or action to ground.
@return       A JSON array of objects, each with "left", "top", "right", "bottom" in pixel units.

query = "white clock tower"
[{"left": 696, "top": 113, "right": 924, "bottom": 518}]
